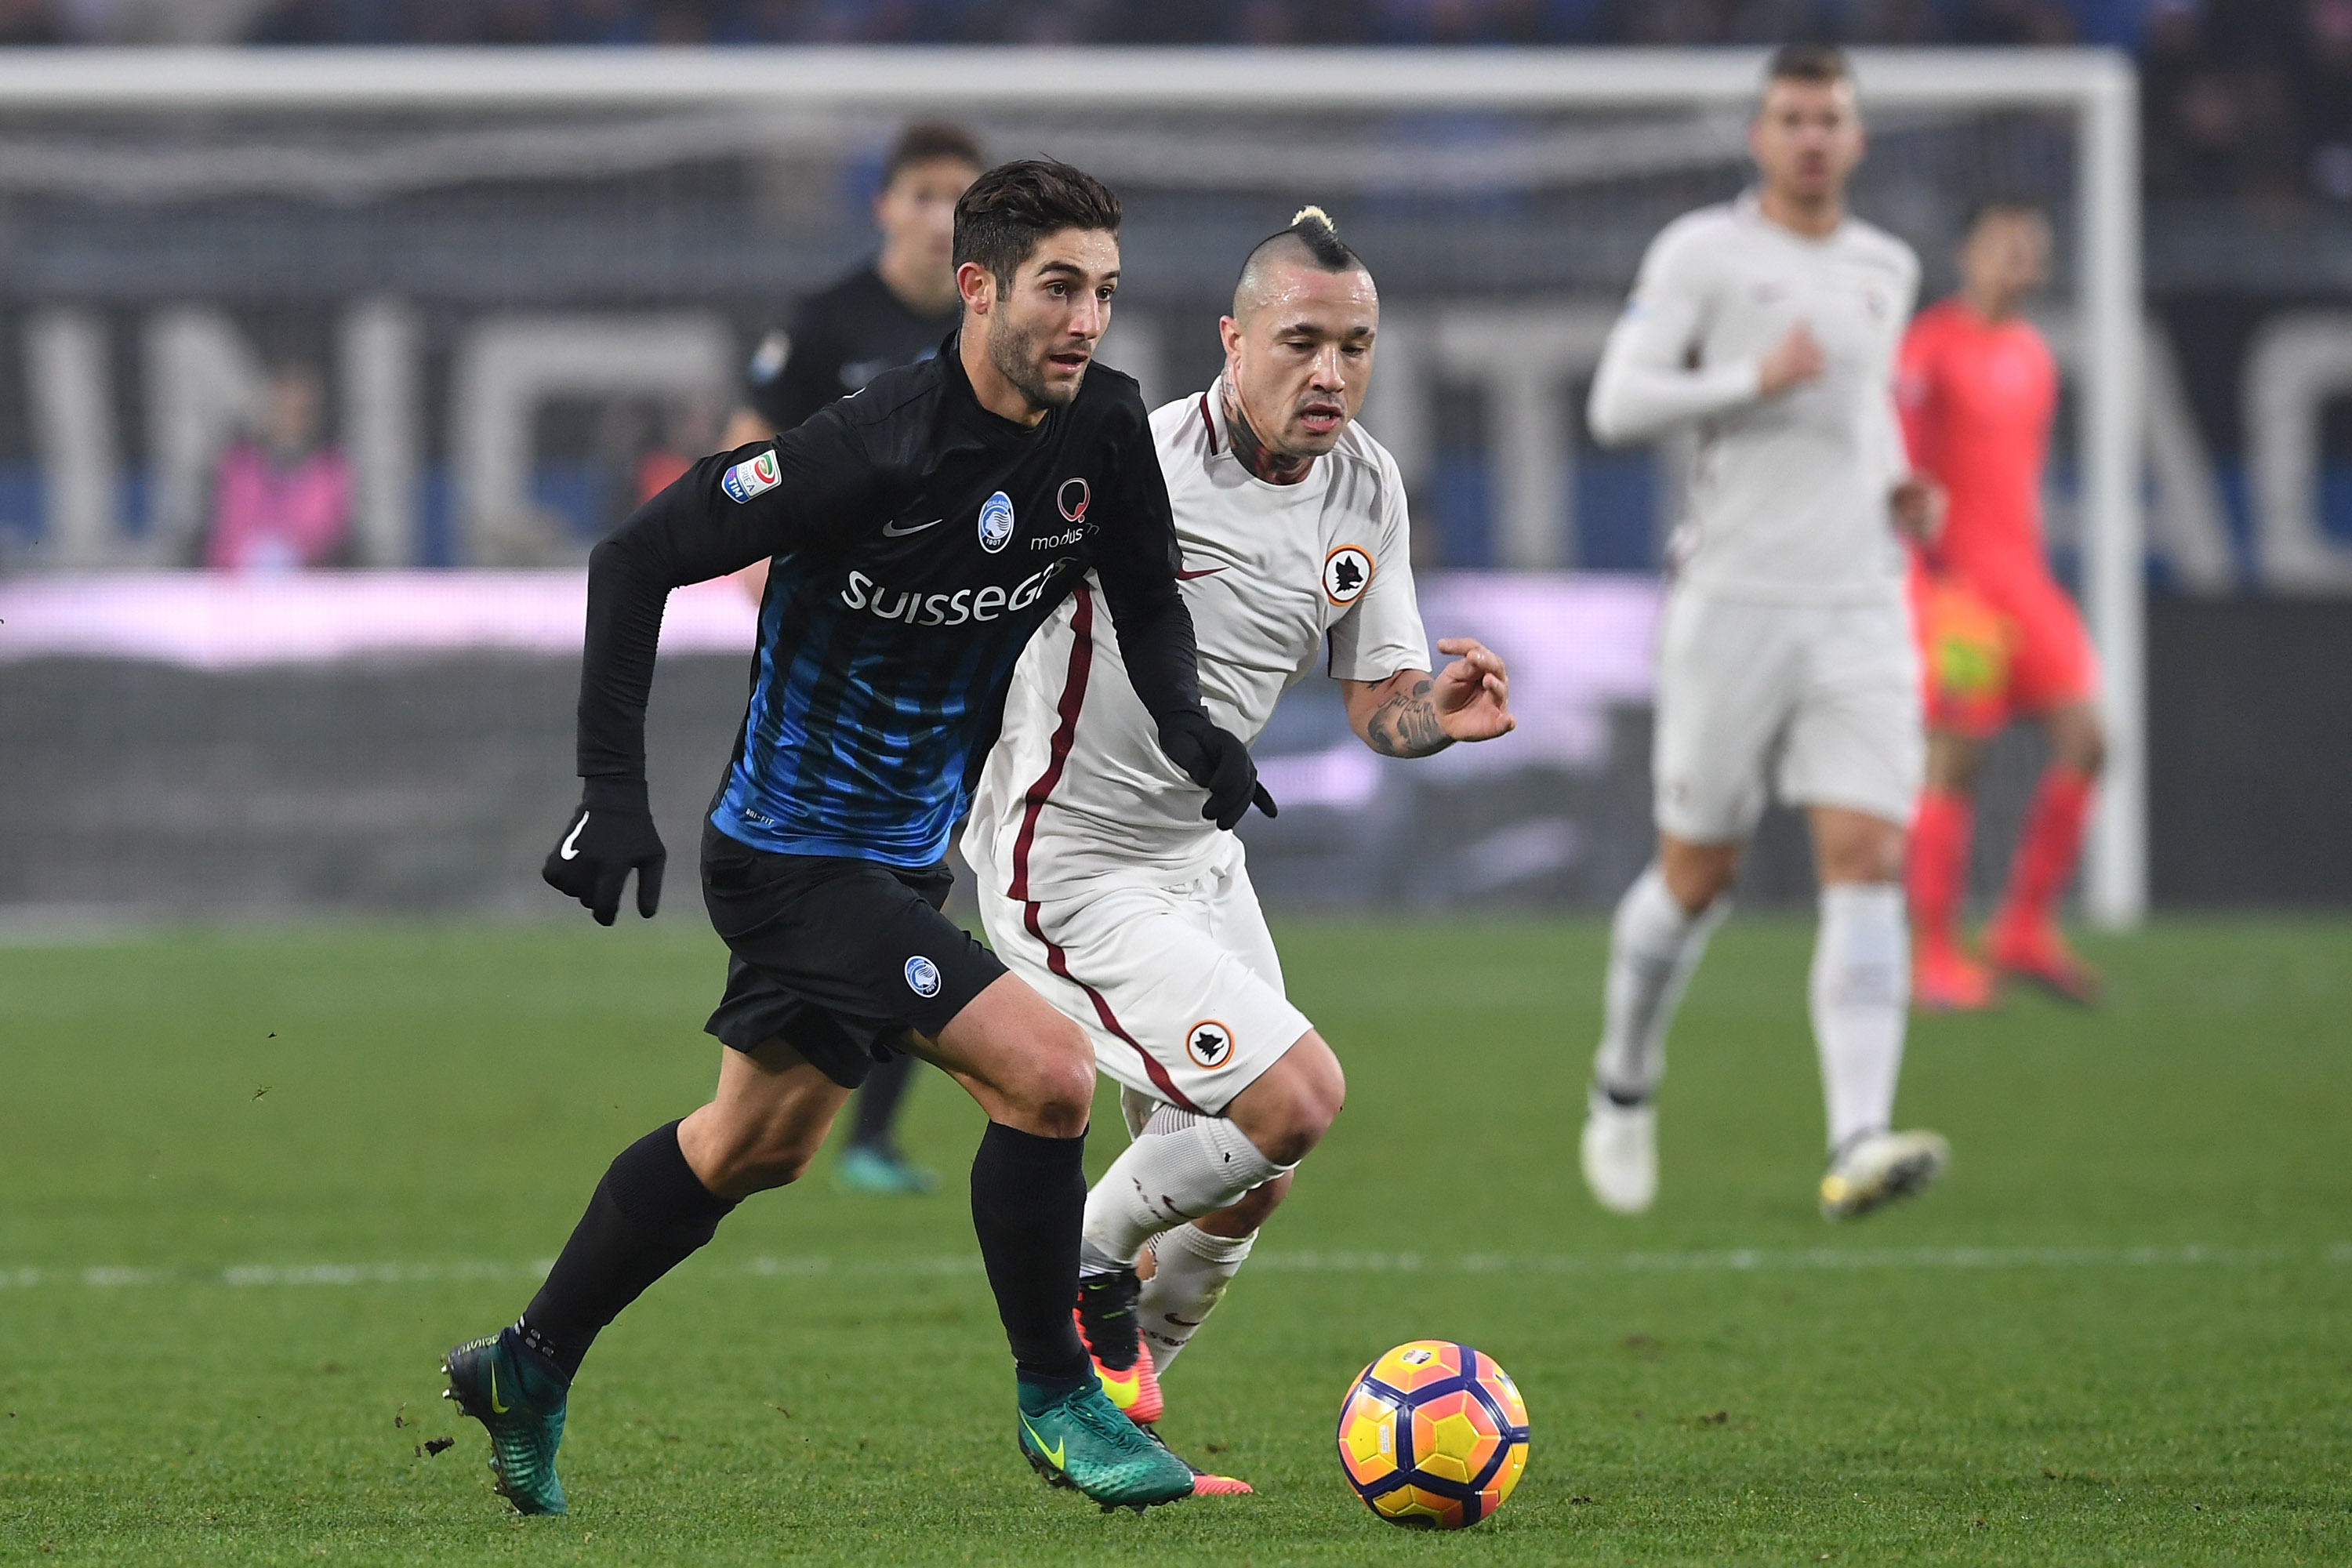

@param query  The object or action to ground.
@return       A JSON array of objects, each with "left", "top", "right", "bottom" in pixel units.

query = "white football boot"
[
  {"left": 1818, "top": 1129, "right": 1950, "bottom": 1221},
  {"left": 1580, "top": 1087, "right": 1658, "bottom": 1215}
]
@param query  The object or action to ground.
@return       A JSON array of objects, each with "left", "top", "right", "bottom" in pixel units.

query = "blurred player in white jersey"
[
  {"left": 1580, "top": 44, "right": 1950, "bottom": 1221},
  {"left": 963, "top": 209, "right": 1515, "bottom": 1489}
]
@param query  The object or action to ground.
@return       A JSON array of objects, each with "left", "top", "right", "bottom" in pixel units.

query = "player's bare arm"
[{"left": 1344, "top": 638, "right": 1515, "bottom": 757}]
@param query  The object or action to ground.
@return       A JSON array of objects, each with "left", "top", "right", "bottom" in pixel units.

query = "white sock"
[
  {"left": 1810, "top": 882, "right": 1909, "bottom": 1155},
  {"left": 1592, "top": 864, "right": 1729, "bottom": 1102},
  {"left": 1080, "top": 1112, "right": 1287, "bottom": 1273},
  {"left": 1138, "top": 1222, "right": 1254, "bottom": 1374}
]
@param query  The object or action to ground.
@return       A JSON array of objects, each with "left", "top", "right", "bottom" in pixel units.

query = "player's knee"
[
  {"left": 1659, "top": 839, "right": 1737, "bottom": 910},
  {"left": 1239, "top": 1036, "right": 1344, "bottom": 1166},
  {"left": 1019, "top": 1017, "right": 1097, "bottom": 1135},
  {"left": 2060, "top": 723, "right": 2106, "bottom": 778},
  {"left": 1820, "top": 821, "right": 1904, "bottom": 885}
]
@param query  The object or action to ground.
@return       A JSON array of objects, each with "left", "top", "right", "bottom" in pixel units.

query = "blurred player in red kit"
[{"left": 1899, "top": 201, "right": 2105, "bottom": 1010}]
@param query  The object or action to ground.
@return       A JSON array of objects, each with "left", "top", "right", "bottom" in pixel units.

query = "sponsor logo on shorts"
[
  {"left": 720, "top": 449, "right": 782, "bottom": 503},
  {"left": 1057, "top": 477, "right": 1090, "bottom": 523},
  {"left": 978, "top": 491, "right": 1016, "bottom": 554},
  {"left": 904, "top": 956, "right": 942, "bottom": 998},
  {"left": 1323, "top": 545, "right": 1373, "bottom": 605},
  {"left": 1185, "top": 1019, "right": 1236, "bottom": 1070}
]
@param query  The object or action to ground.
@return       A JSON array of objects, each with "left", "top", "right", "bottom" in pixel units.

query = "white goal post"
[{"left": 0, "top": 45, "right": 2145, "bottom": 927}]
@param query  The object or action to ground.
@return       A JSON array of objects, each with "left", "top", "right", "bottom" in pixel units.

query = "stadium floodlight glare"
[{"left": 0, "top": 45, "right": 2144, "bottom": 926}]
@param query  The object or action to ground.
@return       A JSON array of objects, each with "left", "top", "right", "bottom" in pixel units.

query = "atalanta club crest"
[
  {"left": 904, "top": 955, "right": 942, "bottom": 998},
  {"left": 1185, "top": 1020, "right": 1236, "bottom": 1069},
  {"left": 978, "top": 491, "right": 1016, "bottom": 553},
  {"left": 1323, "top": 545, "right": 1374, "bottom": 605}
]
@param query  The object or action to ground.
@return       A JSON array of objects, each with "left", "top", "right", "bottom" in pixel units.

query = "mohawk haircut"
[
  {"left": 952, "top": 158, "right": 1122, "bottom": 292},
  {"left": 1232, "top": 205, "right": 1367, "bottom": 317}
]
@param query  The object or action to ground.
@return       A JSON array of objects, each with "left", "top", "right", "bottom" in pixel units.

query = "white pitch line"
[{"left": 0, "top": 1243, "right": 2341, "bottom": 1290}]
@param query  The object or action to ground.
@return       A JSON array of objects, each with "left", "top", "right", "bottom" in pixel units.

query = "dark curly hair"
[{"left": 952, "top": 158, "right": 1123, "bottom": 291}]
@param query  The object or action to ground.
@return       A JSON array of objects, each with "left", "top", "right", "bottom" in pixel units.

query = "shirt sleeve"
[
  {"left": 1088, "top": 387, "right": 1205, "bottom": 725},
  {"left": 1587, "top": 220, "right": 1763, "bottom": 447},
  {"left": 1894, "top": 317, "right": 1941, "bottom": 474},
  {"left": 1870, "top": 260, "right": 1926, "bottom": 494},
  {"left": 1327, "top": 448, "right": 1432, "bottom": 681},
  {"left": 747, "top": 297, "right": 842, "bottom": 433},
  {"left": 575, "top": 405, "right": 876, "bottom": 782}
]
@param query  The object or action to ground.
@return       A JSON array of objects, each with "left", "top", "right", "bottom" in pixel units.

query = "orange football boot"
[
  {"left": 1074, "top": 1269, "right": 1163, "bottom": 1425},
  {"left": 1986, "top": 917, "right": 2101, "bottom": 1006},
  {"left": 1914, "top": 939, "right": 1998, "bottom": 1012},
  {"left": 1141, "top": 1424, "right": 1253, "bottom": 1496}
]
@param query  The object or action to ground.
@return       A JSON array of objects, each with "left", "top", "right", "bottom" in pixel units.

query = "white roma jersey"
[
  {"left": 1588, "top": 191, "right": 1919, "bottom": 604},
  {"left": 963, "top": 383, "right": 1430, "bottom": 902}
]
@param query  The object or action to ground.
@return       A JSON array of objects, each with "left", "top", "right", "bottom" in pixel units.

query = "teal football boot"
[
  {"left": 1016, "top": 1375, "right": 1194, "bottom": 1513},
  {"left": 441, "top": 1327, "right": 570, "bottom": 1515},
  {"left": 833, "top": 1143, "right": 939, "bottom": 1196}
]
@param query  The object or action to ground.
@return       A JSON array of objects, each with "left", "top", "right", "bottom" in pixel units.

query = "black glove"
[
  {"left": 1157, "top": 710, "right": 1278, "bottom": 832},
  {"left": 543, "top": 778, "right": 666, "bottom": 926}
]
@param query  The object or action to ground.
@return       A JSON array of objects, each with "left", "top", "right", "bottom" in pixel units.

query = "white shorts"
[
  {"left": 1652, "top": 589, "right": 1923, "bottom": 843},
  {"left": 975, "top": 840, "right": 1313, "bottom": 1116}
]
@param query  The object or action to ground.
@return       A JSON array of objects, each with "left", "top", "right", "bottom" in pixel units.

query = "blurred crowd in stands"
[{"left": 0, "top": 0, "right": 2342, "bottom": 208}]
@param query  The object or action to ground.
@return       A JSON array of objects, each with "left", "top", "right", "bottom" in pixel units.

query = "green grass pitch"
[{"left": 2, "top": 915, "right": 2347, "bottom": 1565}]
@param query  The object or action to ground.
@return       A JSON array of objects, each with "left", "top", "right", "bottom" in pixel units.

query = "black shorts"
[{"left": 699, "top": 820, "right": 1005, "bottom": 1090}]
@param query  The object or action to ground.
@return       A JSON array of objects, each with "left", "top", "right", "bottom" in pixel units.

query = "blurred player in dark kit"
[{"left": 725, "top": 121, "right": 985, "bottom": 1194}]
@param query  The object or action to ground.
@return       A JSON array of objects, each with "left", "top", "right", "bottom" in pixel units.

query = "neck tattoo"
[{"left": 1221, "top": 381, "right": 1313, "bottom": 486}]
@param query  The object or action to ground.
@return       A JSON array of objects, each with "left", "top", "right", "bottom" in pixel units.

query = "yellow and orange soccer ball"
[{"left": 1336, "top": 1340, "right": 1530, "bottom": 1529}]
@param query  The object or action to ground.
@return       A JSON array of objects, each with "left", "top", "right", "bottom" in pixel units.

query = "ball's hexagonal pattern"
[{"left": 1335, "top": 1340, "right": 1531, "bottom": 1530}]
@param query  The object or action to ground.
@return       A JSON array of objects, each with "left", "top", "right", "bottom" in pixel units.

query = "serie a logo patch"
[{"left": 721, "top": 449, "right": 782, "bottom": 504}]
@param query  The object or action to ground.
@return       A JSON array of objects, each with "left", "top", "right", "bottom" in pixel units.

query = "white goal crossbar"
[{"left": 0, "top": 45, "right": 2146, "bottom": 925}]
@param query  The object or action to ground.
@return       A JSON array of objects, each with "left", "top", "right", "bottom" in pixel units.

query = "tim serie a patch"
[{"left": 721, "top": 449, "right": 783, "bottom": 503}]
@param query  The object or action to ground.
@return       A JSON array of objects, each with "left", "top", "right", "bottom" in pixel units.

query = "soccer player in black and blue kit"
[{"left": 441, "top": 160, "right": 1269, "bottom": 1516}]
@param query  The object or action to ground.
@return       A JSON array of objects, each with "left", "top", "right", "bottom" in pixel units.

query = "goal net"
[{"left": 0, "top": 47, "right": 2143, "bottom": 924}]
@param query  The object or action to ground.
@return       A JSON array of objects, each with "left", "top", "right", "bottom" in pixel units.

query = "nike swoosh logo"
[
  {"left": 559, "top": 815, "right": 588, "bottom": 861},
  {"left": 1164, "top": 1313, "right": 1203, "bottom": 1327},
  {"left": 1175, "top": 566, "right": 1225, "bottom": 580},
  {"left": 488, "top": 1365, "right": 510, "bottom": 1415},
  {"left": 881, "top": 517, "right": 944, "bottom": 537},
  {"left": 1021, "top": 1414, "right": 1065, "bottom": 1471}
]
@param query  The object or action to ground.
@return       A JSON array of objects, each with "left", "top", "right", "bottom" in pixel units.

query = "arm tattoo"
[
  {"left": 1220, "top": 380, "right": 1314, "bottom": 486},
  {"left": 1364, "top": 676, "right": 1452, "bottom": 758}
]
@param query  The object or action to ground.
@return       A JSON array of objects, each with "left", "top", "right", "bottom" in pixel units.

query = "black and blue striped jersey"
[{"left": 575, "top": 334, "right": 1203, "bottom": 868}]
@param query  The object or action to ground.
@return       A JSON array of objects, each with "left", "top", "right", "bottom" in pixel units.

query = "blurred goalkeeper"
[
  {"left": 724, "top": 120, "right": 986, "bottom": 1196},
  {"left": 1899, "top": 200, "right": 2105, "bottom": 1010},
  {"left": 962, "top": 208, "right": 1513, "bottom": 1494}
]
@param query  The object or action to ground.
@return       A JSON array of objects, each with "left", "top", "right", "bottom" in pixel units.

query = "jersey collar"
[
  {"left": 939, "top": 329, "right": 1054, "bottom": 445},
  {"left": 1736, "top": 187, "right": 1850, "bottom": 247}
]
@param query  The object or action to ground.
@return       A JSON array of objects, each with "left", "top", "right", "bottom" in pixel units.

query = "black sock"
[
  {"left": 848, "top": 1051, "right": 917, "bottom": 1154},
  {"left": 518, "top": 1120, "right": 739, "bottom": 1378},
  {"left": 969, "top": 1120, "right": 1091, "bottom": 1391}
]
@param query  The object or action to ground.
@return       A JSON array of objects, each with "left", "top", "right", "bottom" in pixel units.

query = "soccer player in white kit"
[
  {"left": 1579, "top": 44, "right": 1951, "bottom": 1221},
  {"left": 962, "top": 209, "right": 1515, "bottom": 1489}
]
